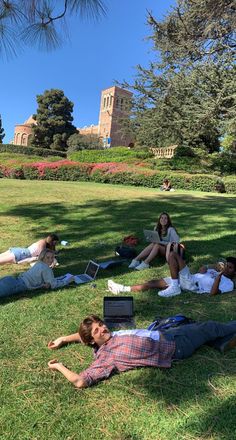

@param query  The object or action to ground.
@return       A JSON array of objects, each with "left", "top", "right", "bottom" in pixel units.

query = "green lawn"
[{"left": 0, "top": 179, "right": 236, "bottom": 440}]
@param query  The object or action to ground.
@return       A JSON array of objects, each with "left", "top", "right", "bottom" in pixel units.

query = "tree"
[
  {"left": 148, "top": 0, "right": 236, "bottom": 68},
  {"left": 67, "top": 132, "right": 102, "bottom": 151},
  {"left": 0, "top": 114, "right": 5, "bottom": 143},
  {"left": 31, "top": 89, "right": 77, "bottom": 150},
  {"left": 126, "top": 0, "right": 236, "bottom": 151},
  {"left": 0, "top": 0, "right": 106, "bottom": 57}
]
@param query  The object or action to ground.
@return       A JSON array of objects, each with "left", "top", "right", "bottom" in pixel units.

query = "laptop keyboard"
[{"left": 78, "top": 274, "right": 90, "bottom": 282}]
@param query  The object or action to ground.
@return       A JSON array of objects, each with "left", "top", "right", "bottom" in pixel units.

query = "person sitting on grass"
[
  {"left": 0, "top": 233, "right": 59, "bottom": 265},
  {"left": 160, "top": 178, "right": 172, "bottom": 191},
  {"left": 48, "top": 314, "right": 236, "bottom": 389},
  {"left": 129, "top": 212, "right": 180, "bottom": 271},
  {"left": 0, "top": 249, "right": 74, "bottom": 299},
  {"left": 108, "top": 253, "right": 236, "bottom": 297}
]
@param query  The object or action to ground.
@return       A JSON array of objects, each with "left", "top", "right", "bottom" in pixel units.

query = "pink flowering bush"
[{"left": 0, "top": 159, "right": 230, "bottom": 193}]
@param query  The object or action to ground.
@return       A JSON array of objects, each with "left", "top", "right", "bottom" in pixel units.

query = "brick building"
[
  {"left": 13, "top": 86, "right": 133, "bottom": 148},
  {"left": 14, "top": 115, "right": 36, "bottom": 146}
]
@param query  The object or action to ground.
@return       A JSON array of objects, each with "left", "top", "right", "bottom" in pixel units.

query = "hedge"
[
  {"left": 0, "top": 144, "right": 66, "bottom": 158},
  {"left": 0, "top": 159, "right": 234, "bottom": 193}
]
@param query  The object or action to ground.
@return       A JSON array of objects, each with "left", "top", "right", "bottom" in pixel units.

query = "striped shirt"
[{"left": 79, "top": 330, "right": 176, "bottom": 386}]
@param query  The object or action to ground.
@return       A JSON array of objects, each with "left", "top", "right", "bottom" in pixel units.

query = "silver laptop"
[
  {"left": 74, "top": 260, "right": 100, "bottom": 284},
  {"left": 143, "top": 229, "right": 160, "bottom": 243},
  {"left": 103, "top": 296, "right": 135, "bottom": 329}
]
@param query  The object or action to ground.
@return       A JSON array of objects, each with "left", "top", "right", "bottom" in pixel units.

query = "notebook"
[
  {"left": 143, "top": 229, "right": 161, "bottom": 244},
  {"left": 74, "top": 260, "right": 100, "bottom": 284},
  {"left": 103, "top": 296, "right": 135, "bottom": 329}
]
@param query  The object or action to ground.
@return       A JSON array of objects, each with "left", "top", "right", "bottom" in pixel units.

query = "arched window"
[{"left": 21, "top": 133, "right": 27, "bottom": 145}]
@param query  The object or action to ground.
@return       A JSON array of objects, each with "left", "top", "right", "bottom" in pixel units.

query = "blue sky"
[{"left": 1, "top": 0, "right": 175, "bottom": 143}]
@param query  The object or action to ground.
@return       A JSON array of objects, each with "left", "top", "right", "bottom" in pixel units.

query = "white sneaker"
[
  {"left": 128, "top": 259, "right": 140, "bottom": 269},
  {"left": 108, "top": 280, "right": 124, "bottom": 295},
  {"left": 158, "top": 284, "right": 181, "bottom": 297},
  {"left": 135, "top": 261, "right": 150, "bottom": 270}
]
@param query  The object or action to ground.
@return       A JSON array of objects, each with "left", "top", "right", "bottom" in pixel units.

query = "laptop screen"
[
  {"left": 104, "top": 297, "right": 133, "bottom": 318},
  {"left": 85, "top": 261, "right": 99, "bottom": 278}
]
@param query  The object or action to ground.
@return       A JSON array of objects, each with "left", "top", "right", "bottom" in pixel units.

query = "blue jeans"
[
  {"left": 163, "top": 321, "right": 236, "bottom": 359},
  {"left": 0, "top": 276, "right": 27, "bottom": 298}
]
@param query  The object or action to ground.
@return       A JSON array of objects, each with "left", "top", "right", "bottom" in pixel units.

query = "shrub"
[
  {"left": 209, "top": 152, "right": 236, "bottom": 175},
  {"left": 223, "top": 176, "right": 236, "bottom": 194},
  {"left": 0, "top": 143, "right": 66, "bottom": 158},
  {"left": 1, "top": 158, "right": 235, "bottom": 194},
  {"left": 67, "top": 146, "right": 150, "bottom": 163}
]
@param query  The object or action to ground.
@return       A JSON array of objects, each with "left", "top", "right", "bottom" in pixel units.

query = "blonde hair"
[{"left": 38, "top": 249, "right": 55, "bottom": 262}]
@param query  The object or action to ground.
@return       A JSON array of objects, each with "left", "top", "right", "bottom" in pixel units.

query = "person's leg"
[
  {"left": 136, "top": 244, "right": 155, "bottom": 261},
  {"left": 136, "top": 244, "right": 167, "bottom": 270},
  {"left": 108, "top": 278, "right": 168, "bottom": 294},
  {"left": 129, "top": 244, "right": 155, "bottom": 269},
  {"left": 0, "top": 250, "right": 16, "bottom": 264},
  {"left": 157, "top": 252, "right": 185, "bottom": 297},
  {"left": 0, "top": 276, "right": 26, "bottom": 298},
  {"left": 144, "top": 244, "right": 166, "bottom": 264},
  {"left": 166, "top": 320, "right": 236, "bottom": 359}
]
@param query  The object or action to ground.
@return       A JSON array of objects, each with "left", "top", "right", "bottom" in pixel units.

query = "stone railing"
[{"left": 149, "top": 145, "right": 178, "bottom": 159}]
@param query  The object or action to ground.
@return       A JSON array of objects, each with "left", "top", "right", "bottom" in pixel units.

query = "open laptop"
[
  {"left": 143, "top": 229, "right": 160, "bottom": 244},
  {"left": 74, "top": 260, "right": 100, "bottom": 285},
  {"left": 103, "top": 296, "right": 135, "bottom": 329}
]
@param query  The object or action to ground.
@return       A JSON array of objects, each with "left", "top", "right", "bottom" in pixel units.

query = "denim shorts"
[
  {"left": 9, "top": 247, "right": 32, "bottom": 263},
  {"left": 0, "top": 276, "right": 27, "bottom": 298}
]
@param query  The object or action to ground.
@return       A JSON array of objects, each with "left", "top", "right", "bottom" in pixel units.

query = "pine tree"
[
  {"left": 0, "top": 1, "right": 106, "bottom": 58},
  {"left": 126, "top": 0, "right": 236, "bottom": 150},
  {"left": 31, "top": 89, "right": 77, "bottom": 150},
  {"left": 0, "top": 114, "right": 5, "bottom": 144}
]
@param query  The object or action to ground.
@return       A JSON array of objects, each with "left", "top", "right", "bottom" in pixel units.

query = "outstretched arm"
[
  {"left": 210, "top": 272, "right": 224, "bottom": 296},
  {"left": 48, "top": 333, "right": 81, "bottom": 349},
  {"left": 48, "top": 360, "right": 88, "bottom": 388}
]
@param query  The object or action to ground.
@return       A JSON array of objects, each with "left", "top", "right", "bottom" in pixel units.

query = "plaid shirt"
[{"left": 79, "top": 330, "right": 176, "bottom": 386}]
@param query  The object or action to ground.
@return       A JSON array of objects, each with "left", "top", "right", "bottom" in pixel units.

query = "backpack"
[
  {"left": 115, "top": 245, "right": 137, "bottom": 259},
  {"left": 123, "top": 235, "right": 139, "bottom": 247},
  {"left": 147, "top": 314, "right": 195, "bottom": 331}
]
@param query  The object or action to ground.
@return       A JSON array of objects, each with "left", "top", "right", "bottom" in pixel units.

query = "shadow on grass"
[{"left": 0, "top": 189, "right": 236, "bottom": 437}]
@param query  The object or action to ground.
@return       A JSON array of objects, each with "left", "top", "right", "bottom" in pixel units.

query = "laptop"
[
  {"left": 74, "top": 260, "right": 100, "bottom": 285},
  {"left": 103, "top": 296, "right": 136, "bottom": 329},
  {"left": 143, "top": 229, "right": 160, "bottom": 244}
]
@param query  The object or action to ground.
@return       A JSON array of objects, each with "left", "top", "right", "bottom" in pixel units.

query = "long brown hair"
[
  {"left": 45, "top": 233, "right": 59, "bottom": 250},
  {"left": 155, "top": 212, "right": 174, "bottom": 237}
]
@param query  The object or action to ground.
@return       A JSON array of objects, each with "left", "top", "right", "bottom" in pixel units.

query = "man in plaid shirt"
[{"left": 48, "top": 315, "right": 236, "bottom": 389}]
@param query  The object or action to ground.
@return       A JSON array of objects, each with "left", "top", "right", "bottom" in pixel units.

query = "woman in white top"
[
  {"left": 0, "top": 249, "right": 74, "bottom": 299},
  {"left": 0, "top": 233, "right": 59, "bottom": 265},
  {"left": 129, "top": 212, "right": 180, "bottom": 270}
]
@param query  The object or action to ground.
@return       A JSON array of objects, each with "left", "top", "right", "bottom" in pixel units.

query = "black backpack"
[
  {"left": 115, "top": 245, "right": 137, "bottom": 259},
  {"left": 147, "top": 314, "right": 195, "bottom": 331}
]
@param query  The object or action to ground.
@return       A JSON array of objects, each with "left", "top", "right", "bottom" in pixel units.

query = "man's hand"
[
  {"left": 48, "top": 337, "right": 65, "bottom": 349},
  {"left": 42, "top": 283, "right": 51, "bottom": 289},
  {"left": 48, "top": 359, "right": 63, "bottom": 370}
]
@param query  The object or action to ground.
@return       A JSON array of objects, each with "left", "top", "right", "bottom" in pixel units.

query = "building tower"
[{"left": 98, "top": 86, "right": 133, "bottom": 147}]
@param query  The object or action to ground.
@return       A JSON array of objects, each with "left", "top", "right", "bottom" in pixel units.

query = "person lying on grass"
[
  {"left": 108, "top": 253, "right": 236, "bottom": 298},
  {"left": 0, "top": 249, "right": 74, "bottom": 299},
  {"left": 0, "top": 233, "right": 59, "bottom": 265},
  {"left": 48, "top": 314, "right": 236, "bottom": 389}
]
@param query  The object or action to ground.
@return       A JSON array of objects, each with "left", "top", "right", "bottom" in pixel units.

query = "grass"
[
  {"left": 0, "top": 152, "right": 62, "bottom": 166},
  {"left": 0, "top": 179, "right": 236, "bottom": 440}
]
